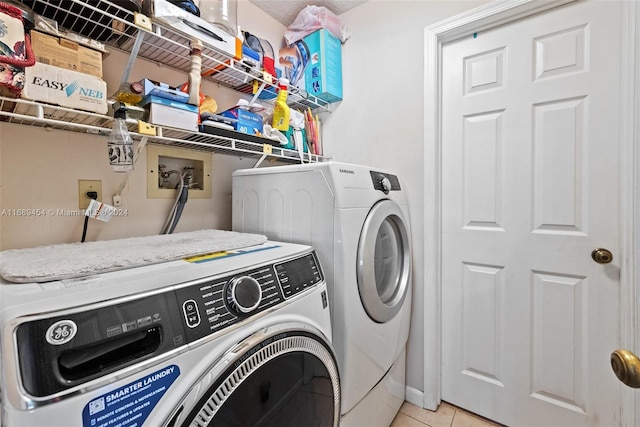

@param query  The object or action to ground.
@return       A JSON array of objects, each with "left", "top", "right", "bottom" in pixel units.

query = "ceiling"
[{"left": 248, "top": 0, "right": 368, "bottom": 27}]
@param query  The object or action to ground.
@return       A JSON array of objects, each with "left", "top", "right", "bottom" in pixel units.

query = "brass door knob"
[
  {"left": 611, "top": 349, "right": 640, "bottom": 388},
  {"left": 592, "top": 248, "right": 613, "bottom": 264}
]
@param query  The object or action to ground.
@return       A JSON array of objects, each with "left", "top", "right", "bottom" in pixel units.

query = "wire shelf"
[
  {"left": 19, "top": 0, "right": 332, "bottom": 112},
  {"left": 9, "top": 0, "right": 329, "bottom": 163},
  {"left": 0, "top": 97, "right": 328, "bottom": 164}
]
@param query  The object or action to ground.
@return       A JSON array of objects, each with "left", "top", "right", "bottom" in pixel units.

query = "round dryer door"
[
  {"left": 169, "top": 328, "right": 340, "bottom": 427},
  {"left": 357, "top": 199, "right": 411, "bottom": 323}
]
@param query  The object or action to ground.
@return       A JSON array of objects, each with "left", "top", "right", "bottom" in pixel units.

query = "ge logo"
[{"left": 45, "top": 320, "right": 77, "bottom": 345}]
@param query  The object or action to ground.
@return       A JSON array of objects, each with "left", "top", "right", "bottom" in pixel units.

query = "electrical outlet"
[{"left": 78, "top": 180, "right": 102, "bottom": 209}]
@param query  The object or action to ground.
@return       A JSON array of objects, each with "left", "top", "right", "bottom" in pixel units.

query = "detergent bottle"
[{"left": 271, "top": 78, "right": 290, "bottom": 131}]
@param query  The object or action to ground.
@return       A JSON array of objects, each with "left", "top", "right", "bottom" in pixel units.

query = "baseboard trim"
[{"left": 405, "top": 385, "right": 424, "bottom": 408}]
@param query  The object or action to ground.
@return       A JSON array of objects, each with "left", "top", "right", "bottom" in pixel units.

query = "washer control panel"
[
  {"left": 275, "top": 253, "right": 323, "bottom": 298},
  {"left": 183, "top": 300, "right": 201, "bottom": 328},
  {"left": 226, "top": 275, "right": 263, "bottom": 314},
  {"left": 175, "top": 251, "right": 323, "bottom": 344},
  {"left": 12, "top": 250, "right": 323, "bottom": 401}
]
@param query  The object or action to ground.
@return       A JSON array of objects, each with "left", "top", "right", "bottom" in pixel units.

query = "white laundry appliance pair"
[
  {"left": 233, "top": 162, "right": 412, "bottom": 426},
  {"left": 0, "top": 241, "right": 340, "bottom": 426}
]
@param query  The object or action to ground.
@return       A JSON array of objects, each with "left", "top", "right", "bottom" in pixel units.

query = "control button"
[
  {"left": 183, "top": 300, "right": 201, "bottom": 328},
  {"left": 228, "top": 276, "right": 262, "bottom": 314},
  {"left": 380, "top": 175, "right": 392, "bottom": 194}
]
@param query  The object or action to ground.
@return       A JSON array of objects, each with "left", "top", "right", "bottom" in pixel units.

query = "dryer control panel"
[
  {"left": 370, "top": 170, "right": 401, "bottom": 193},
  {"left": 174, "top": 252, "right": 323, "bottom": 344}
]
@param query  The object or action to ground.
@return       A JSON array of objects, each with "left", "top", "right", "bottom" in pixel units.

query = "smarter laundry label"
[{"left": 82, "top": 365, "right": 180, "bottom": 427}]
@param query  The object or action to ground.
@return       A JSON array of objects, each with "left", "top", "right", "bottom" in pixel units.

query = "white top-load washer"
[
  {"left": 232, "top": 162, "right": 412, "bottom": 427},
  {"left": 0, "top": 242, "right": 340, "bottom": 426}
]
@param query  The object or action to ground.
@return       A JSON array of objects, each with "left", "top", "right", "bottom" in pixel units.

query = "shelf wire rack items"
[
  {"left": 19, "top": 0, "right": 331, "bottom": 112},
  {"left": 0, "top": 96, "right": 327, "bottom": 165}
]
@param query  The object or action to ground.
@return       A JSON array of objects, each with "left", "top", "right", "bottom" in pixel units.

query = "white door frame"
[{"left": 423, "top": 0, "right": 640, "bottom": 424}]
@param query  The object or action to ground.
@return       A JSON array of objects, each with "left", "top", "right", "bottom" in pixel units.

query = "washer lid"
[{"left": 357, "top": 199, "right": 411, "bottom": 323}]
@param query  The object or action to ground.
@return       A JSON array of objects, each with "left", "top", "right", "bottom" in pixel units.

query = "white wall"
[
  {"left": 0, "top": 0, "right": 490, "bottom": 405},
  {"left": 331, "top": 0, "right": 490, "bottom": 399},
  {"left": 0, "top": 1, "right": 286, "bottom": 250}
]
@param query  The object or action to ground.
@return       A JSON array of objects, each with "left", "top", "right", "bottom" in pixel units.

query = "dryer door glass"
[
  {"left": 357, "top": 199, "right": 411, "bottom": 323},
  {"left": 176, "top": 331, "right": 340, "bottom": 427}
]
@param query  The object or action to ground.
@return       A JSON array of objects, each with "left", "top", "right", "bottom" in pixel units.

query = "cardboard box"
[
  {"left": 200, "top": 122, "right": 275, "bottom": 145},
  {"left": 140, "top": 95, "right": 199, "bottom": 132},
  {"left": 31, "top": 31, "right": 103, "bottom": 78},
  {"left": 23, "top": 62, "right": 108, "bottom": 114},
  {"left": 220, "top": 107, "right": 263, "bottom": 135},
  {"left": 140, "top": 95, "right": 198, "bottom": 111},
  {"left": 303, "top": 29, "right": 342, "bottom": 103},
  {"left": 143, "top": 0, "right": 242, "bottom": 59},
  {"left": 280, "top": 29, "right": 342, "bottom": 103},
  {"left": 138, "top": 79, "right": 189, "bottom": 103}
]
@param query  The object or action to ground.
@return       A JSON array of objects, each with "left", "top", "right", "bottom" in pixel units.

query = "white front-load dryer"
[
  {"left": 232, "top": 162, "right": 412, "bottom": 427},
  {"left": 0, "top": 242, "right": 340, "bottom": 426}
]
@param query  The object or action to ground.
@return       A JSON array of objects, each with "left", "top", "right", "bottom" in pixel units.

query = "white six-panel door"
[{"left": 441, "top": 1, "right": 623, "bottom": 425}]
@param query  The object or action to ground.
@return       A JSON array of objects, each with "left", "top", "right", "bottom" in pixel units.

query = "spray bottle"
[
  {"left": 272, "top": 77, "right": 290, "bottom": 131},
  {"left": 108, "top": 105, "right": 134, "bottom": 172}
]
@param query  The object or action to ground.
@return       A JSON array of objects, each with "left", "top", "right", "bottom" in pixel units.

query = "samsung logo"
[{"left": 339, "top": 168, "right": 355, "bottom": 174}]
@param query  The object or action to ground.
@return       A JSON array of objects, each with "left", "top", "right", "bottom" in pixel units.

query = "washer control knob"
[
  {"left": 229, "top": 276, "right": 262, "bottom": 314},
  {"left": 380, "top": 176, "right": 392, "bottom": 194}
]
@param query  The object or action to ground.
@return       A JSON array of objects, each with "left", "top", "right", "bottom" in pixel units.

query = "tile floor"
[{"left": 391, "top": 401, "right": 504, "bottom": 427}]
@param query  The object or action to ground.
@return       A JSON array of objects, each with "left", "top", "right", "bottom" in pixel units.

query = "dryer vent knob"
[{"left": 229, "top": 276, "right": 262, "bottom": 314}]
